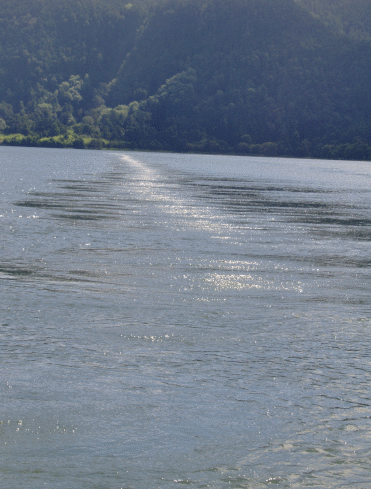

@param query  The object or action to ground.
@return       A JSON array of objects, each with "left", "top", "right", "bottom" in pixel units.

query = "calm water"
[{"left": 1, "top": 147, "right": 371, "bottom": 488}]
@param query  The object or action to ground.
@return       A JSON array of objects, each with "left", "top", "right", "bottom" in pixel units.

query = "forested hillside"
[
  {"left": 1, "top": 0, "right": 371, "bottom": 160},
  {"left": 295, "top": 0, "right": 371, "bottom": 40}
]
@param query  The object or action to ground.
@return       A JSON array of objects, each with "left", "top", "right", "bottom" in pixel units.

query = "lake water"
[{"left": 1, "top": 147, "right": 371, "bottom": 488}]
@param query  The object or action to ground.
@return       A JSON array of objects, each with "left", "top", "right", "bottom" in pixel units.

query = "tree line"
[{"left": 1, "top": 0, "right": 371, "bottom": 160}]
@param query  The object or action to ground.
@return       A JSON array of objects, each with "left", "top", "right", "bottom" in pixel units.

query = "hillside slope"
[
  {"left": 0, "top": 0, "right": 144, "bottom": 104},
  {"left": 1, "top": 0, "right": 371, "bottom": 160},
  {"left": 295, "top": 0, "right": 371, "bottom": 40}
]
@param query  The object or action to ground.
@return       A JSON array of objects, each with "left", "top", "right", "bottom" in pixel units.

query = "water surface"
[{"left": 1, "top": 147, "right": 371, "bottom": 488}]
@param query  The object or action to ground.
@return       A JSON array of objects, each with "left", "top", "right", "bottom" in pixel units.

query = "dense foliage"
[{"left": 1, "top": 0, "right": 371, "bottom": 160}]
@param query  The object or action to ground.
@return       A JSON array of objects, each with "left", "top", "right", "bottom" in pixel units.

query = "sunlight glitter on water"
[{"left": 1, "top": 147, "right": 371, "bottom": 488}]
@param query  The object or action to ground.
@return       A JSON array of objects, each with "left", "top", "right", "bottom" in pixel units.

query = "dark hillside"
[
  {"left": 108, "top": 0, "right": 371, "bottom": 155},
  {"left": 295, "top": 0, "right": 371, "bottom": 40},
  {"left": 0, "top": 0, "right": 144, "bottom": 106},
  {"left": 1, "top": 0, "right": 371, "bottom": 160},
  {"left": 112, "top": 0, "right": 336, "bottom": 103}
]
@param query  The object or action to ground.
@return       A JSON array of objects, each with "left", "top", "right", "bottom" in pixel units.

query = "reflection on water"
[
  {"left": 15, "top": 178, "right": 129, "bottom": 221},
  {"left": 1, "top": 147, "right": 371, "bottom": 488}
]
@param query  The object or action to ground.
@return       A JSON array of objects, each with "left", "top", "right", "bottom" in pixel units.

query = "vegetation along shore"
[{"left": 1, "top": 0, "right": 371, "bottom": 160}]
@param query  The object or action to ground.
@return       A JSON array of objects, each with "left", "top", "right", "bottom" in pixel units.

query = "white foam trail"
[
  {"left": 118, "top": 154, "right": 301, "bottom": 294},
  {"left": 120, "top": 153, "right": 241, "bottom": 237}
]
